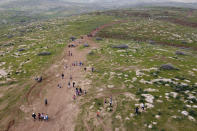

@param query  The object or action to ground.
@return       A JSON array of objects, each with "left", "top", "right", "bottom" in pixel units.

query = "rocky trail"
[{"left": 9, "top": 21, "right": 124, "bottom": 131}]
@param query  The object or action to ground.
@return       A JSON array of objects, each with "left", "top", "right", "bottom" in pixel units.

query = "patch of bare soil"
[{"left": 8, "top": 20, "right": 125, "bottom": 131}]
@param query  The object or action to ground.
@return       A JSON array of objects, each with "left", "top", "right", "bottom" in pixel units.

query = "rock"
[
  {"left": 88, "top": 51, "right": 94, "bottom": 55},
  {"left": 96, "top": 37, "right": 103, "bottom": 41},
  {"left": 18, "top": 48, "right": 25, "bottom": 52},
  {"left": 181, "top": 41, "right": 187, "bottom": 44},
  {"left": 142, "top": 94, "right": 154, "bottom": 103},
  {"left": 176, "top": 51, "right": 186, "bottom": 55},
  {"left": 181, "top": 111, "right": 188, "bottom": 116},
  {"left": 3, "top": 43, "right": 14, "bottom": 47},
  {"left": 38, "top": 52, "right": 51, "bottom": 56},
  {"left": 149, "top": 40, "right": 156, "bottom": 45},
  {"left": 160, "top": 63, "right": 178, "bottom": 70},
  {"left": 83, "top": 43, "right": 89, "bottom": 47},
  {"left": 112, "top": 44, "right": 129, "bottom": 49},
  {"left": 188, "top": 116, "right": 196, "bottom": 121},
  {"left": 7, "top": 34, "right": 14, "bottom": 38}
]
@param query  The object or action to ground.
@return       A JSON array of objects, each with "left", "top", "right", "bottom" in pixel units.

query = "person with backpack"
[
  {"left": 45, "top": 99, "right": 48, "bottom": 106},
  {"left": 73, "top": 82, "right": 75, "bottom": 87},
  {"left": 32, "top": 113, "right": 36, "bottom": 120},
  {"left": 45, "top": 114, "right": 49, "bottom": 121},
  {"left": 135, "top": 107, "right": 139, "bottom": 114},
  {"left": 38, "top": 113, "right": 41, "bottom": 121},
  {"left": 68, "top": 81, "right": 71, "bottom": 88},
  {"left": 61, "top": 73, "right": 64, "bottom": 79}
]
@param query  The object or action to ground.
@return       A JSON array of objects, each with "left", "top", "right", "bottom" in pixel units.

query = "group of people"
[
  {"left": 104, "top": 96, "right": 113, "bottom": 107},
  {"left": 83, "top": 67, "right": 94, "bottom": 72},
  {"left": 71, "top": 61, "right": 83, "bottom": 66},
  {"left": 135, "top": 103, "right": 145, "bottom": 114},
  {"left": 31, "top": 37, "right": 93, "bottom": 121},
  {"left": 68, "top": 51, "right": 73, "bottom": 56},
  {"left": 32, "top": 113, "right": 48, "bottom": 121}
]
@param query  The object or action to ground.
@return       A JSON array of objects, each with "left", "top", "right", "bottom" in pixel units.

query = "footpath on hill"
[{"left": 9, "top": 21, "right": 123, "bottom": 131}]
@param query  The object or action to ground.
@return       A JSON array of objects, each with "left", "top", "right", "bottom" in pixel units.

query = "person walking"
[
  {"left": 38, "top": 113, "right": 41, "bottom": 121},
  {"left": 32, "top": 113, "right": 36, "bottom": 120},
  {"left": 73, "top": 82, "right": 75, "bottom": 87},
  {"left": 135, "top": 107, "right": 139, "bottom": 114},
  {"left": 45, "top": 98, "right": 48, "bottom": 106},
  {"left": 61, "top": 73, "right": 64, "bottom": 79},
  {"left": 68, "top": 81, "right": 71, "bottom": 88},
  {"left": 45, "top": 114, "right": 49, "bottom": 121},
  {"left": 79, "top": 88, "right": 82, "bottom": 94},
  {"left": 110, "top": 96, "right": 112, "bottom": 107},
  {"left": 92, "top": 67, "right": 94, "bottom": 72},
  {"left": 104, "top": 98, "right": 107, "bottom": 104},
  {"left": 73, "top": 95, "right": 76, "bottom": 100}
]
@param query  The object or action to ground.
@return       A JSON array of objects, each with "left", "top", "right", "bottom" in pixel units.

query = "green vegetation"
[
  {"left": 76, "top": 7, "right": 197, "bottom": 131},
  {"left": 0, "top": 6, "right": 197, "bottom": 130}
]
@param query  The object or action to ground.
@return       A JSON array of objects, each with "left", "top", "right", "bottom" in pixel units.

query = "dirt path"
[
  {"left": 9, "top": 21, "right": 124, "bottom": 131},
  {"left": 9, "top": 36, "right": 98, "bottom": 131}
]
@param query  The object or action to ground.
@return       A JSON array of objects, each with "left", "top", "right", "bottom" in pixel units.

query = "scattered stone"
[
  {"left": 142, "top": 94, "right": 154, "bottom": 103},
  {"left": 89, "top": 105, "right": 94, "bottom": 109},
  {"left": 115, "top": 115, "right": 122, "bottom": 119},
  {"left": 107, "top": 85, "right": 114, "bottom": 88},
  {"left": 130, "top": 113, "right": 134, "bottom": 117},
  {"left": 181, "top": 111, "right": 188, "bottom": 116},
  {"left": 155, "top": 115, "right": 160, "bottom": 119},
  {"left": 0, "top": 69, "right": 7, "bottom": 78},
  {"left": 124, "top": 92, "right": 138, "bottom": 101},
  {"left": 145, "top": 103, "right": 154, "bottom": 109},
  {"left": 125, "top": 117, "right": 130, "bottom": 120},
  {"left": 144, "top": 88, "right": 158, "bottom": 92},
  {"left": 170, "top": 92, "right": 178, "bottom": 98},
  {"left": 148, "top": 124, "right": 152, "bottom": 129},
  {"left": 188, "top": 116, "right": 196, "bottom": 121}
]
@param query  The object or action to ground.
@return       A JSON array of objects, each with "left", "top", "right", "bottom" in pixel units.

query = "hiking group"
[
  {"left": 31, "top": 36, "right": 91, "bottom": 121},
  {"left": 32, "top": 113, "right": 48, "bottom": 121}
]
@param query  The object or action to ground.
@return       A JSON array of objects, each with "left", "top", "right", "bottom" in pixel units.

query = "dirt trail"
[{"left": 9, "top": 21, "right": 124, "bottom": 131}]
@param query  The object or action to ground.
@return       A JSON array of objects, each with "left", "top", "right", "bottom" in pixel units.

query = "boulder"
[
  {"left": 149, "top": 40, "right": 156, "bottom": 45},
  {"left": 175, "top": 51, "right": 186, "bottom": 55},
  {"left": 84, "top": 43, "right": 89, "bottom": 47},
  {"left": 160, "top": 63, "right": 178, "bottom": 70},
  {"left": 112, "top": 44, "right": 129, "bottom": 49},
  {"left": 96, "top": 37, "right": 103, "bottom": 41},
  {"left": 88, "top": 51, "right": 94, "bottom": 55},
  {"left": 3, "top": 43, "right": 14, "bottom": 47},
  {"left": 18, "top": 48, "right": 25, "bottom": 52},
  {"left": 181, "top": 41, "right": 187, "bottom": 44},
  {"left": 38, "top": 52, "right": 51, "bottom": 56}
]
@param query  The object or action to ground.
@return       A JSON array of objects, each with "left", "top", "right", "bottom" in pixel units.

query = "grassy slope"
[
  {"left": 0, "top": 14, "right": 116, "bottom": 129},
  {"left": 76, "top": 8, "right": 197, "bottom": 131}
]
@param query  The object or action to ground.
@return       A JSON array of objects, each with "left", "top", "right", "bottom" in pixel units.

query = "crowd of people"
[
  {"left": 32, "top": 36, "right": 95, "bottom": 121},
  {"left": 32, "top": 113, "right": 48, "bottom": 121}
]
